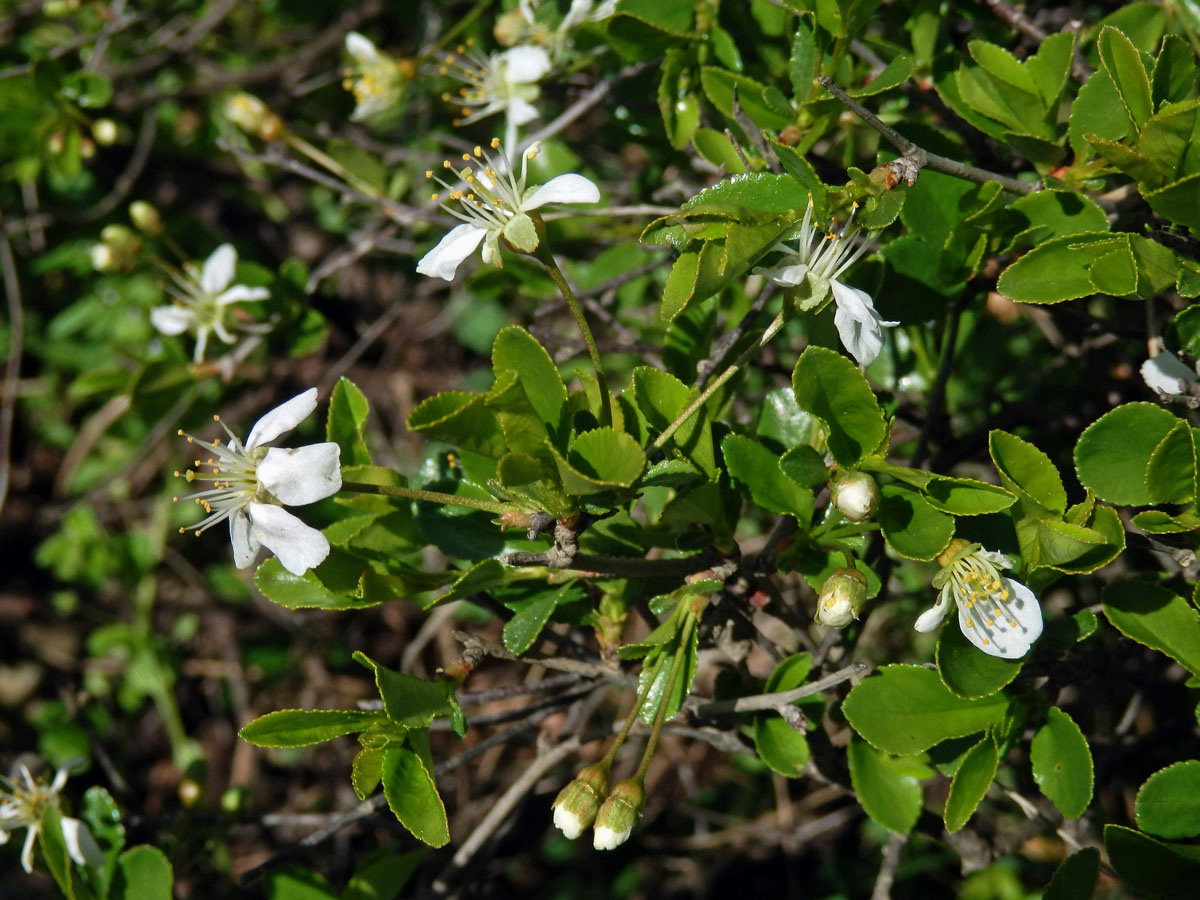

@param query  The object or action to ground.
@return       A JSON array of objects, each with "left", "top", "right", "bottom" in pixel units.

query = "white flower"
[
  {"left": 1141, "top": 350, "right": 1199, "bottom": 396},
  {"left": 175, "top": 388, "right": 341, "bottom": 575},
  {"left": 593, "top": 823, "right": 632, "bottom": 850},
  {"left": 1, "top": 764, "right": 105, "bottom": 874},
  {"left": 342, "top": 32, "right": 410, "bottom": 122},
  {"left": 757, "top": 201, "right": 897, "bottom": 367},
  {"left": 438, "top": 42, "right": 551, "bottom": 126},
  {"left": 416, "top": 138, "right": 599, "bottom": 281},
  {"left": 150, "top": 244, "right": 269, "bottom": 363},
  {"left": 553, "top": 804, "right": 586, "bottom": 840},
  {"left": 915, "top": 539, "right": 1042, "bottom": 659}
]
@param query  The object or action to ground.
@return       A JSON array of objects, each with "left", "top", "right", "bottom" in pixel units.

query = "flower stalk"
[{"left": 341, "top": 480, "right": 521, "bottom": 515}]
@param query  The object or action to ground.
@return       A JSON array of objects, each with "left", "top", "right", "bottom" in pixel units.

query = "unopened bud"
[
  {"left": 92, "top": 118, "right": 119, "bottom": 146},
  {"left": 493, "top": 9, "right": 527, "bottom": 45},
  {"left": 552, "top": 763, "right": 608, "bottom": 840},
  {"left": 47, "top": 132, "right": 66, "bottom": 155},
  {"left": 129, "top": 201, "right": 164, "bottom": 235},
  {"left": 593, "top": 777, "right": 644, "bottom": 850},
  {"left": 832, "top": 471, "right": 879, "bottom": 522},
  {"left": 815, "top": 568, "right": 867, "bottom": 628},
  {"left": 100, "top": 224, "right": 140, "bottom": 255},
  {"left": 225, "top": 93, "right": 283, "bottom": 141},
  {"left": 80, "top": 137, "right": 96, "bottom": 160},
  {"left": 89, "top": 243, "right": 115, "bottom": 272}
]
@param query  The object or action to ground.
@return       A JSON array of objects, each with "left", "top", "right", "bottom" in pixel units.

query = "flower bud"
[
  {"left": 493, "top": 9, "right": 528, "bottom": 46},
  {"left": 100, "top": 224, "right": 141, "bottom": 255},
  {"left": 89, "top": 243, "right": 115, "bottom": 272},
  {"left": 815, "top": 568, "right": 867, "bottom": 628},
  {"left": 92, "top": 118, "right": 119, "bottom": 146},
  {"left": 832, "top": 471, "right": 879, "bottom": 522},
  {"left": 80, "top": 137, "right": 96, "bottom": 160},
  {"left": 224, "top": 93, "right": 283, "bottom": 141},
  {"left": 129, "top": 200, "right": 164, "bottom": 235},
  {"left": 551, "top": 763, "right": 608, "bottom": 840},
  {"left": 593, "top": 777, "right": 644, "bottom": 850}
]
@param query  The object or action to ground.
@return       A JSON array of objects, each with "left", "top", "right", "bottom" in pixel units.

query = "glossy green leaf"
[
  {"left": 502, "top": 582, "right": 570, "bottom": 654},
  {"left": 657, "top": 50, "right": 700, "bottom": 149},
  {"left": 878, "top": 481, "right": 954, "bottom": 560},
  {"left": 407, "top": 390, "right": 505, "bottom": 459},
  {"left": 1030, "top": 707, "right": 1093, "bottom": 818},
  {"left": 1104, "top": 824, "right": 1200, "bottom": 897},
  {"left": 80, "top": 786, "right": 124, "bottom": 860},
  {"left": 1152, "top": 35, "right": 1196, "bottom": 108},
  {"left": 944, "top": 736, "right": 999, "bottom": 832},
  {"left": 997, "top": 232, "right": 1128, "bottom": 303},
  {"left": 240, "top": 709, "right": 383, "bottom": 747},
  {"left": 492, "top": 326, "right": 567, "bottom": 444},
  {"left": 1001, "top": 189, "right": 1109, "bottom": 252},
  {"left": 1145, "top": 422, "right": 1197, "bottom": 504},
  {"left": 381, "top": 746, "right": 450, "bottom": 847},
  {"left": 722, "top": 433, "right": 814, "bottom": 521},
  {"left": 700, "top": 67, "right": 793, "bottom": 129},
  {"left": 1136, "top": 761, "right": 1200, "bottom": 839},
  {"left": 1044, "top": 847, "right": 1100, "bottom": 900},
  {"left": 990, "top": 429, "right": 1067, "bottom": 513},
  {"left": 1098, "top": 25, "right": 1154, "bottom": 131},
  {"left": 1145, "top": 171, "right": 1200, "bottom": 232},
  {"left": 843, "top": 664, "right": 1009, "bottom": 755},
  {"left": 424, "top": 559, "right": 508, "bottom": 610},
  {"left": 353, "top": 652, "right": 455, "bottom": 728},
  {"left": 325, "top": 377, "right": 372, "bottom": 466},
  {"left": 936, "top": 623, "right": 1024, "bottom": 699},
  {"left": 922, "top": 477, "right": 1015, "bottom": 515},
  {"left": 39, "top": 803, "right": 75, "bottom": 899},
  {"left": 849, "top": 54, "right": 913, "bottom": 97},
  {"left": 1073, "top": 403, "right": 1182, "bottom": 505},
  {"left": 778, "top": 444, "right": 827, "bottom": 488},
  {"left": 1103, "top": 581, "right": 1200, "bottom": 677},
  {"left": 792, "top": 346, "right": 887, "bottom": 466},
  {"left": 112, "top": 846, "right": 173, "bottom": 900},
  {"left": 1069, "top": 66, "right": 1130, "bottom": 156},
  {"left": 846, "top": 738, "right": 927, "bottom": 834},
  {"left": 342, "top": 852, "right": 424, "bottom": 900},
  {"left": 633, "top": 366, "right": 716, "bottom": 476},
  {"left": 352, "top": 747, "right": 384, "bottom": 800}
]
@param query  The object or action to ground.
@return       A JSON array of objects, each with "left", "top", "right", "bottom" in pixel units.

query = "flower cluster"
[
  {"left": 150, "top": 244, "right": 269, "bottom": 363},
  {"left": 174, "top": 388, "right": 342, "bottom": 575},
  {"left": 915, "top": 539, "right": 1042, "bottom": 659},
  {"left": 416, "top": 138, "right": 599, "bottom": 281},
  {"left": 757, "top": 200, "right": 897, "bottom": 367},
  {"left": 1, "top": 763, "right": 104, "bottom": 874},
  {"left": 342, "top": 32, "right": 412, "bottom": 122},
  {"left": 552, "top": 765, "right": 645, "bottom": 850},
  {"left": 437, "top": 41, "right": 551, "bottom": 127}
]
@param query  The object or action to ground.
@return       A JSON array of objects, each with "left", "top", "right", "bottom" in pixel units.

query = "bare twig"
[
  {"left": 817, "top": 76, "right": 1037, "bottom": 195},
  {"left": 0, "top": 207, "right": 23, "bottom": 515},
  {"left": 690, "top": 660, "right": 871, "bottom": 717},
  {"left": 871, "top": 832, "right": 908, "bottom": 900}
]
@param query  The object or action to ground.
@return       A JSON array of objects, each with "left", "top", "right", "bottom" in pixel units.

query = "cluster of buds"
[{"left": 551, "top": 763, "right": 645, "bottom": 850}]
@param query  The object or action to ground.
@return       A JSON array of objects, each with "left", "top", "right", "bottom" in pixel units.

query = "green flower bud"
[
  {"left": 551, "top": 763, "right": 609, "bottom": 840},
  {"left": 816, "top": 568, "right": 867, "bottom": 628},
  {"left": 225, "top": 93, "right": 283, "bottom": 141},
  {"left": 129, "top": 201, "right": 164, "bottom": 235},
  {"left": 92, "top": 118, "right": 119, "bottom": 146},
  {"left": 832, "top": 471, "right": 879, "bottom": 522},
  {"left": 593, "top": 777, "right": 644, "bottom": 850}
]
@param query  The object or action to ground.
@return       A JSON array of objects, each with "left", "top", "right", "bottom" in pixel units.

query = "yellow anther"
[
  {"left": 965, "top": 618, "right": 974, "bottom": 628},
  {"left": 491, "top": 137, "right": 501, "bottom": 148},
  {"left": 1010, "top": 619, "right": 1018, "bottom": 627},
  {"left": 431, "top": 193, "right": 439, "bottom": 201},
  {"left": 425, "top": 169, "right": 433, "bottom": 178},
  {"left": 474, "top": 145, "right": 483, "bottom": 157}
]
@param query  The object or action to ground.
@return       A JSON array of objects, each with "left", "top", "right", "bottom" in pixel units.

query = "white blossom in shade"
[
  {"left": 756, "top": 200, "right": 898, "bottom": 367},
  {"left": 342, "top": 32, "right": 410, "bottom": 122},
  {"left": 1141, "top": 350, "right": 1200, "bottom": 396},
  {"left": 438, "top": 41, "right": 551, "bottom": 126},
  {"left": 150, "top": 244, "right": 269, "bottom": 363},
  {"left": 0, "top": 764, "right": 105, "bottom": 874},
  {"left": 174, "top": 388, "right": 342, "bottom": 575},
  {"left": 416, "top": 138, "right": 599, "bottom": 281},
  {"left": 915, "top": 539, "right": 1042, "bottom": 659}
]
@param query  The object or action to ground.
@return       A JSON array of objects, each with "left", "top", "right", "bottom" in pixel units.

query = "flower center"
[
  {"left": 173, "top": 417, "right": 266, "bottom": 536},
  {"left": 425, "top": 138, "right": 540, "bottom": 231}
]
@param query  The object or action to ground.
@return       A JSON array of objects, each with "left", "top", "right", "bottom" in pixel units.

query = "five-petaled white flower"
[
  {"left": 757, "top": 200, "right": 897, "bottom": 367},
  {"left": 915, "top": 539, "right": 1042, "bottom": 659},
  {"left": 416, "top": 138, "right": 599, "bottom": 281},
  {"left": 175, "top": 388, "right": 341, "bottom": 575},
  {"left": 343, "top": 32, "right": 411, "bottom": 122},
  {"left": 438, "top": 41, "right": 551, "bottom": 127},
  {"left": 1141, "top": 350, "right": 1200, "bottom": 398},
  {"left": 1, "top": 763, "right": 105, "bottom": 874},
  {"left": 151, "top": 244, "right": 269, "bottom": 363}
]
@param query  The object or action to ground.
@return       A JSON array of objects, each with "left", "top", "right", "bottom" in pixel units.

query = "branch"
[
  {"left": 817, "top": 76, "right": 1037, "bottom": 196},
  {"left": 689, "top": 660, "right": 871, "bottom": 717},
  {"left": 0, "top": 206, "right": 24, "bottom": 516}
]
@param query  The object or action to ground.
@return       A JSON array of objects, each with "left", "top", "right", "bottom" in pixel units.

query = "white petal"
[
  {"left": 345, "top": 31, "right": 382, "bottom": 63},
  {"left": 416, "top": 223, "right": 487, "bottom": 281},
  {"left": 593, "top": 824, "right": 631, "bottom": 850},
  {"left": 1141, "top": 351, "right": 1197, "bottom": 395},
  {"left": 229, "top": 507, "right": 260, "bottom": 569},
  {"left": 914, "top": 591, "right": 952, "bottom": 632},
  {"left": 522, "top": 174, "right": 600, "bottom": 211},
  {"left": 832, "top": 280, "right": 896, "bottom": 367},
  {"left": 259, "top": 443, "right": 343, "bottom": 505},
  {"left": 0, "top": 829, "right": 9, "bottom": 846},
  {"left": 61, "top": 818, "right": 105, "bottom": 868},
  {"left": 150, "top": 306, "right": 193, "bottom": 335},
  {"left": 757, "top": 262, "right": 809, "bottom": 287},
  {"left": 553, "top": 805, "right": 584, "bottom": 840},
  {"left": 507, "top": 96, "right": 541, "bottom": 126},
  {"left": 200, "top": 244, "right": 237, "bottom": 295},
  {"left": 21, "top": 827, "right": 36, "bottom": 873},
  {"left": 248, "top": 503, "right": 331, "bottom": 575},
  {"left": 958, "top": 578, "right": 1043, "bottom": 659},
  {"left": 978, "top": 549, "right": 1013, "bottom": 569},
  {"left": 502, "top": 46, "right": 552, "bottom": 84},
  {"left": 216, "top": 285, "right": 269, "bottom": 305},
  {"left": 245, "top": 388, "right": 319, "bottom": 449}
]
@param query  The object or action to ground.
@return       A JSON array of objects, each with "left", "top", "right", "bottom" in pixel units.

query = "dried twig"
[{"left": 690, "top": 660, "right": 871, "bottom": 717}]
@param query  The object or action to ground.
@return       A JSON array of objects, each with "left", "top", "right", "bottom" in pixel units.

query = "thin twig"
[
  {"left": 520, "top": 61, "right": 656, "bottom": 153},
  {"left": 0, "top": 206, "right": 24, "bottom": 515},
  {"left": 871, "top": 832, "right": 908, "bottom": 900},
  {"left": 690, "top": 661, "right": 871, "bottom": 717},
  {"left": 817, "top": 76, "right": 1037, "bottom": 195}
]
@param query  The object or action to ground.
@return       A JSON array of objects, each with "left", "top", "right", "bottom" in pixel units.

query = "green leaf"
[
  {"left": 39, "top": 804, "right": 76, "bottom": 899},
  {"left": 877, "top": 481, "right": 954, "bottom": 560},
  {"left": 1104, "top": 824, "right": 1200, "bottom": 897},
  {"left": 1137, "top": 100, "right": 1198, "bottom": 184},
  {"left": 1136, "top": 761, "right": 1200, "bottom": 839},
  {"left": 789, "top": 14, "right": 817, "bottom": 101},
  {"left": 381, "top": 746, "right": 450, "bottom": 848},
  {"left": 633, "top": 366, "right": 716, "bottom": 476},
  {"left": 944, "top": 736, "right": 999, "bottom": 832},
  {"left": 1030, "top": 707, "right": 1093, "bottom": 818},
  {"left": 80, "top": 785, "right": 124, "bottom": 860},
  {"left": 343, "top": 852, "right": 424, "bottom": 900},
  {"left": 1103, "top": 581, "right": 1200, "bottom": 677},
  {"left": 722, "top": 433, "right": 814, "bottom": 521},
  {"left": 1144, "top": 171, "right": 1200, "bottom": 232},
  {"left": 1073, "top": 403, "right": 1182, "bottom": 505},
  {"left": 1001, "top": 189, "right": 1109, "bottom": 252},
  {"left": 351, "top": 747, "right": 384, "bottom": 800},
  {"left": 264, "top": 867, "right": 337, "bottom": 900},
  {"left": 1145, "top": 422, "right": 1197, "bottom": 504},
  {"left": 779, "top": 444, "right": 828, "bottom": 489},
  {"left": 424, "top": 559, "right": 508, "bottom": 610},
  {"left": 700, "top": 67, "right": 793, "bottom": 130},
  {"left": 843, "top": 664, "right": 1009, "bottom": 755},
  {"left": 327, "top": 377, "right": 371, "bottom": 466},
  {"left": 922, "top": 477, "right": 1015, "bottom": 515},
  {"left": 997, "top": 232, "right": 1129, "bottom": 303},
  {"left": 502, "top": 582, "right": 571, "bottom": 654},
  {"left": 407, "top": 391, "right": 505, "bottom": 459},
  {"left": 753, "top": 714, "right": 811, "bottom": 777},
  {"left": 968, "top": 40, "right": 1037, "bottom": 94},
  {"left": 990, "top": 429, "right": 1067, "bottom": 513},
  {"left": 569, "top": 427, "right": 646, "bottom": 489},
  {"left": 792, "top": 346, "right": 887, "bottom": 466},
  {"left": 492, "top": 326, "right": 567, "bottom": 445},
  {"left": 849, "top": 54, "right": 914, "bottom": 97},
  {"left": 112, "top": 846, "right": 173, "bottom": 900},
  {"left": 353, "top": 652, "right": 455, "bottom": 728},
  {"left": 1098, "top": 25, "right": 1154, "bottom": 131},
  {"left": 657, "top": 50, "right": 700, "bottom": 149},
  {"left": 936, "top": 623, "right": 1024, "bottom": 699},
  {"left": 1069, "top": 67, "right": 1130, "bottom": 156},
  {"left": 239, "top": 709, "right": 382, "bottom": 748},
  {"left": 846, "top": 739, "right": 927, "bottom": 834},
  {"left": 1152, "top": 35, "right": 1196, "bottom": 108},
  {"left": 254, "top": 556, "right": 432, "bottom": 611},
  {"left": 1044, "top": 847, "right": 1100, "bottom": 900}
]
